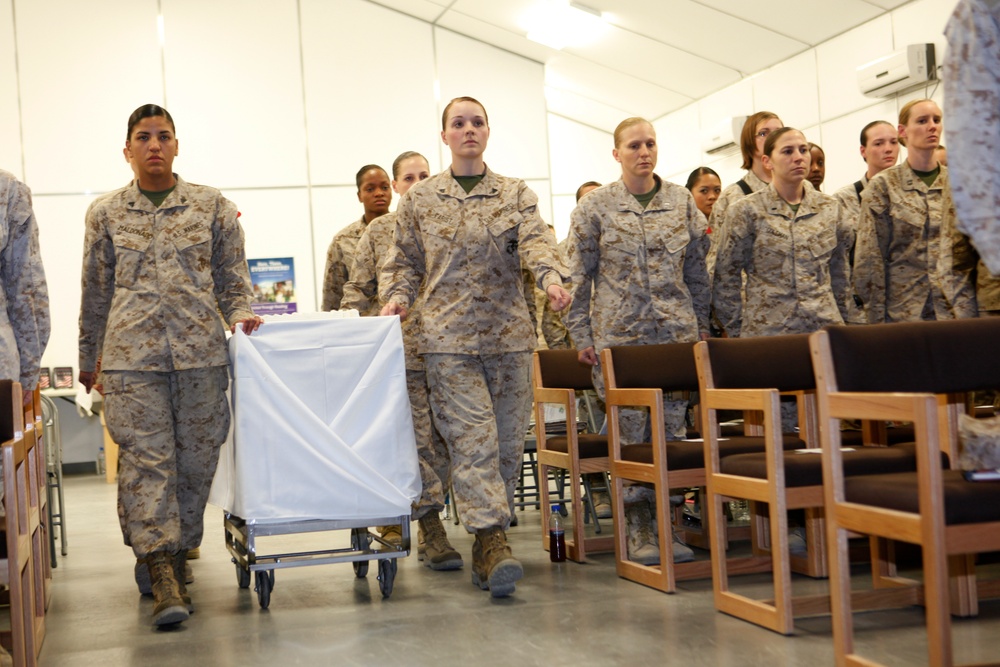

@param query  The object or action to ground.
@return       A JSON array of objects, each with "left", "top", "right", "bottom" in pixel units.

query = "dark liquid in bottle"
[{"left": 549, "top": 529, "right": 566, "bottom": 562}]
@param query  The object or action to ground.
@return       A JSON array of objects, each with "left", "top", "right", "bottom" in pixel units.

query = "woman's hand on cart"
[{"left": 232, "top": 315, "right": 264, "bottom": 335}]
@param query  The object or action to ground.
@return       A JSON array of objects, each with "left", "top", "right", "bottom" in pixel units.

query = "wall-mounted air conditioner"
[
  {"left": 702, "top": 116, "right": 746, "bottom": 156},
  {"left": 857, "top": 44, "right": 936, "bottom": 98}
]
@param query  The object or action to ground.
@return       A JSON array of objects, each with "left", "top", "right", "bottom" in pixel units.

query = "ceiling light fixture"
[{"left": 523, "top": 1, "right": 609, "bottom": 51}]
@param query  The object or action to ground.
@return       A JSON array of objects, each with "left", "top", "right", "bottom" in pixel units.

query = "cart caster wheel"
[
  {"left": 255, "top": 570, "right": 273, "bottom": 609},
  {"left": 236, "top": 563, "right": 250, "bottom": 589},
  {"left": 351, "top": 528, "right": 371, "bottom": 578},
  {"left": 378, "top": 558, "right": 397, "bottom": 597}
]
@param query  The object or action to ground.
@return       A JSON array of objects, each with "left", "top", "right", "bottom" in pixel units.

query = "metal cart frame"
[{"left": 224, "top": 512, "right": 411, "bottom": 607}]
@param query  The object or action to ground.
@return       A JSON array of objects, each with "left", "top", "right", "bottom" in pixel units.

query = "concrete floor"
[{"left": 38, "top": 474, "right": 1000, "bottom": 667}]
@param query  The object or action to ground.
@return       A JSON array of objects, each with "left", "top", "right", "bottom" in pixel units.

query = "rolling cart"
[{"left": 209, "top": 312, "right": 421, "bottom": 608}]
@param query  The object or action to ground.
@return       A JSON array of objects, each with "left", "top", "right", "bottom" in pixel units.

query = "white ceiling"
[{"left": 369, "top": 0, "right": 913, "bottom": 132}]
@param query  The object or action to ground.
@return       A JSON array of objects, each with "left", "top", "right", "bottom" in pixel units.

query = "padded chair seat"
[
  {"left": 542, "top": 433, "right": 609, "bottom": 458},
  {"left": 845, "top": 470, "right": 1000, "bottom": 525},
  {"left": 621, "top": 434, "right": 807, "bottom": 470},
  {"left": 721, "top": 444, "right": 923, "bottom": 487}
]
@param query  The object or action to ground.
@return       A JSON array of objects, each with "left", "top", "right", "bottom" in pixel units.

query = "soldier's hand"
[
  {"left": 79, "top": 370, "right": 96, "bottom": 394},
  {"left": 546, "top": 284, "right": 572, "bottom": 312},
  {"left": 380, "top": 302, "right": 408, "bottom": 321},
  {"left": 578, "top": 347, "right": 599, "bottom": 366},
  {"left": 232, "top": 316, "right": 264, "bottom": 335}
]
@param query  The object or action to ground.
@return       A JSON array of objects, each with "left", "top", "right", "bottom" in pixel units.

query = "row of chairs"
[
  {"left": 532, "top": 318, "right": 1000, "bottom": 667},
  {"left": 1, "top": 382, "right": 52, "bottom": 666}
]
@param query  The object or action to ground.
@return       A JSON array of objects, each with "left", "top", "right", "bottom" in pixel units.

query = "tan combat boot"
[
  {"left": 624, "top": 500, "right": 660, "bottom": 565},
  {"left": 172, "top": 550, "right": 194, "bottom": 613},
  {"left": 377, "top": 524, "right": 403, "bottom": 550},
  {"left": 145, "top": 551, "right": 189, "bottom": 626},
  {"left": 417, "top": 513, "right": 463, "bottom": 571},
  {"left": 471, "top": 526, "right": 522, "bottom": 598}
]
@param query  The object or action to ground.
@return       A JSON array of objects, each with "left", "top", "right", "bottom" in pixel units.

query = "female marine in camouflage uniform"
[
  {"left": 380, "top": 97, "right": 570, "bottom": 598},
  {"left": 713, "top": 127, "right": 852, "bottom": 338},
  {"left": 78, "top": 105, "right": 261, "bottom": 626},
  {"left": 342, "top": 151, "right": 462, "bottom": 571},
  {"left": 564, "top": 117, "right": 709, "bottom": 566},
  {"left": 853, "top": 99, "right": 976, "bottom": 323}
]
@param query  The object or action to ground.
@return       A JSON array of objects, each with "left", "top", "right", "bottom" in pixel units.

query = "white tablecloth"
[{"left": 209, "top": 312, "right": 420, "bottom": 522}]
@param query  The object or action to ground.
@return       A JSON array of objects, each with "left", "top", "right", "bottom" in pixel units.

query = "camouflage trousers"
[
  {"left": 407, "top": 369, "right": 451, "bottom": 520},
  {"left": 590, "top": 360, "right": 687, "bottom": 443},
  {"left": 102, "top": 367, "right": 230, "bottom": 557},
  {"left": 424, "top": 352, "right": 532, "bottom": 532}
]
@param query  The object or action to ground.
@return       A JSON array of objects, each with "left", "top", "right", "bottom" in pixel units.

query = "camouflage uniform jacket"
[
  {"left": 832, "top": 174, "right": 870, "bottom": 236},
  {"left": 564, "top": 176, "right": 711, "bottom": 352},
  {"left": 0, "top": 170, "right": 50, "bottom": 391},
  {"left": 342, "top": 211, "right": 424, "bottom": 370},
  {"left": 78, "top": 176, "right": 254, "bottom": 372},
  {"left": 853, "top": 162, "right": 974, "bottom": 323},
  {"left": 713, "top": 183, "right": 851, "bottom": 337},
  {"left": 707, "top": 170, "right": 769, "bottom": 273},
  {"left": 379, "top": 167, "right": 568, "bottom": 355},
  {"left": 945, "top": 0, "right": 1000, "bottom": 275},
  {"left": 321, "top": 216, "right": 366, "bottom": 311}
]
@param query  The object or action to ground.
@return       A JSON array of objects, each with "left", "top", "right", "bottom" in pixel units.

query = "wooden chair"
[
  {"left": 534, "top": 349, "right": 614, "bottom": 562},
  {"left": 695, "top": 334, "right": 921, "bottom": 635},
  {"left": 0, "top": 380, "right": 38, "bottom": 666},
  {"left": 23, "top": 389, "right": 49, "bottom": 642},
  {"left": 601, "top": 343, "right": 808, "bottom": 593},
  {"left": 812, "top": 318, "right": 1000, "bottom": 667}
]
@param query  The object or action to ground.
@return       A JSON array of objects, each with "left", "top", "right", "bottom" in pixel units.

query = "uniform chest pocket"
[
  {"left": 647, "top": 220, "right": 690, "bottom": 256},
  {"left": 112, "top": 231, "right": 153, "bottom": 290},
  {"left": 421, "top": 216, "right": 459, "bottom": 241},
  {"left": 172, "top": 226, "right": 214, "bottom": 287},
  {"left": 808, "top": 228, "right": 838, "bottom": 260},
  {"left": 487, "top": 213, "right": 522, "bottom": 255}
]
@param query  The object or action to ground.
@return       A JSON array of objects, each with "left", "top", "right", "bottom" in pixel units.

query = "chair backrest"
[
  {"left": 606, "top": 342, "right": 698, "bottom": 391},
  {"left": 824, "top": 318, "right": 1000, "bottom": 394},
  {"left": 535, "top": 349, "right": 595, "bottom": 390},
  {"left": 703, "top": 334, "right": 814, "bottom": 391},
  {"left": 0, "top": 379, "right": 14, "bottom": 442}
]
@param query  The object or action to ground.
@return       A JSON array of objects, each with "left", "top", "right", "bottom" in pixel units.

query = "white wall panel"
[
  {"left": 654, "top": 104, "right": 701, "bottom": 180},
  {"left": 551, "top": 194, "right": 576, "bottom": 243},
  {"left": 223, "top": 188, "right": 316, "bottom": 313},
  {"left": 34, "top": 193, "right": 98, "bottom": 372},
  {"left": 435, "top": 28, "right": 548, "bottom": 180},
  {"left": 161, "top": 0, "right": 306, "bottom": 190},
  {"left": 0, "top": 0, "right": 21, "bottom": 179},
  {"left": 703, "top": 150, "right": 745, "bottom": 191},
  {"left": 310, "top": 186, "right": 370, "bottom": 307},
  {"left": 752, "top": 51, "right": 820, "bottom": 130},
  {"left": 525, "top": 178, "right": 553, "bottom": 231},
  {"left": 816, "top": 15, "right": 894, "bottom": 122},
  {"left": 301, "top": 0, "right": 439, "bottom": 186},
  {"left": 546, "top": 114, "right": 616, "bottom": 196},
  {"left": 891, "top": 0, "right": 955, "bottom": 62},
  {"left": 698, "top": 79, "right": 753, "bottom": 143},
  {"left": 16, "top": 0, "right": 162, "bottom": 194}
]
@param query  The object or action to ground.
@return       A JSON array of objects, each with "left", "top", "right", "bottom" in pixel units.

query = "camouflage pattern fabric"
[
  {"left": 707, "top": 170, "right": 769, "bottom": 274},
  {"left": 564, "top": 176, "right": 710, "bottom": 353},
  {"left": 945, "top": 0, "right": 1000, "bottom": 275},
  {"left": 854, "top": 163, "right": 975, "bottom": 323},
  {"left": 833, "top": 175, "right": 870, "bottom": 324},
  {"left": 424, "top": 352, "right": 532, "bottom": 531},
  {"left": 0, "top": 170, "right": 50, "bottom": 390},
  {"left": 379, "top": 168, "right": 568, "bottom": 355},
  {"left": 103, "top": 366, "right": 229, "bottom": 557},
  {"left": 78, "top": 177, "right": 254, "bottom": 373},
  {"left": 408, "top": 369, "right": 451, "bottom": 519},
  {"left": 713, "top": 183, "right": 851, "bottom": 337},
  {"left": 321, "top": 216, "right": 367, "bottom": 312},
  {"left": 342, "top": 211, "right": 424, "bottom": 369}
]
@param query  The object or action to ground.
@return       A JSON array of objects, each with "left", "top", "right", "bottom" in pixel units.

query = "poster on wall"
[{"left": 249, "top": 257, "right": 297, "bottom": 316}]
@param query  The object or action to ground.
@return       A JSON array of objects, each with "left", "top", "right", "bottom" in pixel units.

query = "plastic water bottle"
[
  {"left": 96, "top": 445, "right": 106, "bottom": 476},
  {"left": 549, "top": 504, "right": 566, "bottom": 562}
]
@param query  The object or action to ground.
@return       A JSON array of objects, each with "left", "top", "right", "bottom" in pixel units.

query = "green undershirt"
[
  {"left": 453, "top": 173, "right": 485, "bottom": 194},
  {"left": 788, "top": 202, "right": 800, "bottom": 216},
  {"left": 631, "top": 180, "right": 661, "bottom": 210},
  {"left": 911, "top": 165, "right": 941, "bottom": 188},
  {"left": 140, "top": 185, "right": 176, "bottom": 208}
]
